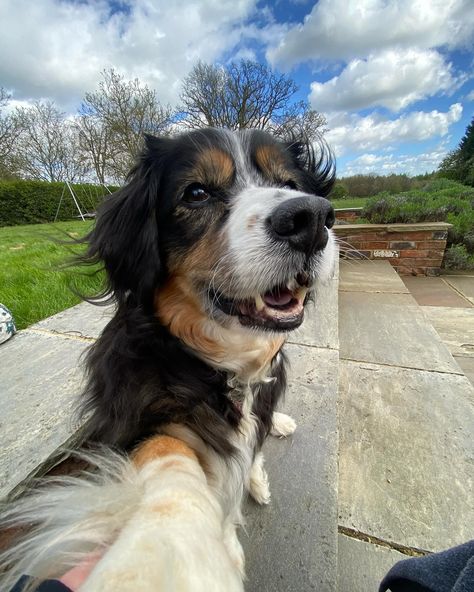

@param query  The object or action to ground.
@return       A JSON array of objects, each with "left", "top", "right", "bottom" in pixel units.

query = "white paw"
[
  {"left": 270, "top": 411, "right": 297, "bottom": 437},
  {"left": 249, "top": 453, "right": 271, "bottom": 505}
]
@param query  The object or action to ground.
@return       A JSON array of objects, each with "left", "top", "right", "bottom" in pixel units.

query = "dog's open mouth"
[{"left": 209, "top": 273, "right": 311, "bottom": 331}]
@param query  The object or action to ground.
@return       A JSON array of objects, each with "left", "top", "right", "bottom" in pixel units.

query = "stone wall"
[{"left": 333, "top": 222, "right": 451, "bottom": 276}]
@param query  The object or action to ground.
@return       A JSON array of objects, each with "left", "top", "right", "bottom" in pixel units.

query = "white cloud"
[
  {"left": 467, "top": 90, "right": 474, "bottom": 101},
  {"left": 309, "top": 49, "right": 462, "bottom": 113},
  {"left": 268, "top": 0, "right": 474, "bottom": 69},
  {"left": 0, "top": 0, "right": 261, "bottom": 109},
  {"left": 340, "top": 148, "right": 450, "bottom": 176},
  {"left": 327, "top": 103, "right": 463, "bottom": 156}
]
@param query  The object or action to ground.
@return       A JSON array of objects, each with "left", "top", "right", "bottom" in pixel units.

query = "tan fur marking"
[
  {"left": 254, "top": 144, "right": 293, "bottom": 183},
  {"left": 193, "top": 147, "right": 234, "bottom": 187},
  {"left": 155, "top": 276, "right": 226, "bottom": 360},
  {"left": 180, "top": 231, "right": 224, "bottom": 275},
  {"left": 149, "top": 500, "right": 181, "bottom": 517},
  {"left": 132, "top": 435, "right": 197, "bottom": 468},
  {"left": 155, "top": 277, "right": 285, "bottom": 378}
]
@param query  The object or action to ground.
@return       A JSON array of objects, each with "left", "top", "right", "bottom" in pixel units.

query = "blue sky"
[{"left": 1, "top": 0, "right": 473, "bottom": 177}]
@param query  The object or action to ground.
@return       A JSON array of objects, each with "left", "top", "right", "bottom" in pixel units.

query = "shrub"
[
  {"left": 0, "top": 180, "right": 118, "bottom": 227},
  {"left": 329, "top": 182, "right": 349, "bottom": 200},
  {"left": 443, "top": 244, "right": 474, "bottom": 270}
]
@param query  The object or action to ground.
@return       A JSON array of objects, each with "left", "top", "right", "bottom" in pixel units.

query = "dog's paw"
[
  {"left": 270, "top": 411, "right": 297, "bottom": 437},
  {"left": 249, "top": 453, "right": 271, "bottom": 505}
]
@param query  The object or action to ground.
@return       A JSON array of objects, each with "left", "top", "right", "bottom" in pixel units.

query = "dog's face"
[{"left": 89, "top": 128, "right": 336, "bottom": 334}]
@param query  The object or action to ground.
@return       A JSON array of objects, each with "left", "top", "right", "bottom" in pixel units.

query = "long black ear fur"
[
  {"left": 82, "top": 136, "right": 172, "bottom": 310},
  {"left": 285, "top": 135, "right": 335, "bottom": 198}
]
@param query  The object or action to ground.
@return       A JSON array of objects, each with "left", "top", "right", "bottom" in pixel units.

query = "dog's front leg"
[{"left": 248, "top": 451, "right": 271, "bottom": 505}]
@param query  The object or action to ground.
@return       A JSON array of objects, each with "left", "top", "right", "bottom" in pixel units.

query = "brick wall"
[
  {"left": 333, "top": 222, "right": 451, "bottom": 276},
  {"left": 334, "top": 207, "right": 363, "bottom": 222}
]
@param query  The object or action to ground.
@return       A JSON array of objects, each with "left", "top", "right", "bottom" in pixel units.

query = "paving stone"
[
  {"left": 339, "top": 260, "right": 409, "bottom": 294},
  {"left": 455, "top": 356, "right": 474, "bottom": 387},
  {"left": 337, "top": 535, "right": 405, "bottom": 592},
  {"left": 421, "top": 306, "right": 474, "bottom": 358},
  {"left": 243, "top": 346, "right": 339, "bottom": 592},
  {"left": 402, "top": 277, "right": 472, "bottom": 308},
  {"left": 338, "top": 360, "right": 474, "bottom": 552},
  {"left": 30, "top": 301, "right": 114, "bottom": 339},
  {"left": 0, "top": 331, "right": 90, "bottom": 499},
  {"left": 339, "top": 291, "right": 461, "bottom": 374},
  {"left": 443, "top": 275, "right": 474, "bottom": 305},
  {"left": 289, "top": 277, "right": 339, "bottom": 350}
]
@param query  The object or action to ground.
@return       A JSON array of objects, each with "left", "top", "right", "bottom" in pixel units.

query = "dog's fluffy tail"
[{"left": 0, "top": 440, "right": 243, "bottom": 592}]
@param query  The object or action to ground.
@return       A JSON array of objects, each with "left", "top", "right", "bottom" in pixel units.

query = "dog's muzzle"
[{"left": 210, "top": 194, "right": 335, "bottom": 332}]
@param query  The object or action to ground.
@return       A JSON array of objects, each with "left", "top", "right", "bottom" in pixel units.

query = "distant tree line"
[
  {"left": 0, "top": 62, "right": 327, "bottom": 185},
  {"left": 332, "top": 172, "right": 436, "bottom": 199}
]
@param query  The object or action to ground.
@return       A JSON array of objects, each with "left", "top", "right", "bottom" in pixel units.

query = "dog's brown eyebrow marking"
[
  {"left": 254, "top": 144, "right": 294, "bottom": 183},
  {"left": 191, "top": 147, "right": 235, "bottom": 187}
]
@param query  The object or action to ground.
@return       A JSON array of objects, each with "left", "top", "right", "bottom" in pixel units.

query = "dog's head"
[{"left": 87, "top": 128, "right": 336, "bottom": 336}]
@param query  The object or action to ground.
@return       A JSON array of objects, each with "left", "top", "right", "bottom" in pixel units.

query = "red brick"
[
  {"left": 411, "top": 258, "right": 444, "bottom": 266},
  {"left": 416, "top": 240, "right": 447, "bottom": 249},
  {"left": 358, "top": 241, "right": 390, "bottom": 249},
  {"left": 400, "top": 250, "right": 430, "bottom": 258},
  {"left": 384, "top": 231, "right": 433, "bottom": 240}
]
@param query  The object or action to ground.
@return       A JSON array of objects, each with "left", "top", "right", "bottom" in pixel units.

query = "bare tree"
[
  {"left": 0, "top": 88, "right": 23, "bottom": 178},
  {"left": 75, "top": 103, "right": 111, "bottom": 184},
  {"left": 179, "top": 60, "right": 327, "bottom": 140},
  {"left": 81, "top": 69, "right": 173, "bottom": 181},
  {"left": 14, "top": 101, "right": 86, "bottom": 182},
  {"left": 270, "top": 102, "right": 327, "bottom": 142}
]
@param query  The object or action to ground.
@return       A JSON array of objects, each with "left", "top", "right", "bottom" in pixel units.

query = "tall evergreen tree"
[{"left": 439, "top": 116, "right": 474, "bottom": 186}]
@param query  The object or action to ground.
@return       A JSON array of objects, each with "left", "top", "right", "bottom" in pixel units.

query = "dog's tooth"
[
  {"left": 255, "top": 294, "right": 265, "bottom": 311},
  {"left": 295, "top": 286, "right": 308, "bottom": 301}
]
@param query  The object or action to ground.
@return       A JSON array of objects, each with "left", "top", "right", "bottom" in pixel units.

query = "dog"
[{"left": 0, "top": 128, "right": 336, "bottom": 591}]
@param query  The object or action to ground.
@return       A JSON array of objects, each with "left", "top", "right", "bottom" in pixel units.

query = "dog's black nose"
[{"left": 267, "top": 196, "right": 335, "bottom": 255}]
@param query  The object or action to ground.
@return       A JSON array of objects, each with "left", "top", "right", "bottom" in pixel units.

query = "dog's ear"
[
  {"left": 285, "top": 137, "right": 335, "bottom": 198},
  {"left": 85, "top": 135, "right": 173, "bottom": 309}
]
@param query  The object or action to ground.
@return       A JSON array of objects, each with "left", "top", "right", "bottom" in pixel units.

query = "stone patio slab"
[
  {"left": 339, "top": 260, "right": 409, "bottom": 294},
  {"left": 339, "top": 291, "right": 462, "bottom": 374},
  {"left": 443, "top": 275, "right": 474, "bottom": 305},
  {"left": 421, "top": 306, "right": 474, "bottom": 358},
  {"left": 0, "top": 331, "right": 90, "bottom": 500},
  {"left": 337, "top": 535, "right": 405, "bottom": 592},
  {"left": 289, "top": 277, "right": 339, "bottom": 350},
  {"left": 338, "top": 359, "right": 474, "bottom": 552},
  {"left": 31, "top": 301, "right": 114, "bottom": 340},
  {"left": 402, "top": 277, "right": 472, "bottom": 308},
  {"left": 455, "top": 356, "right": 474, "bottom": 387},
  {"left": 243, "top": 345, "right": 339, "bottom": 592}
]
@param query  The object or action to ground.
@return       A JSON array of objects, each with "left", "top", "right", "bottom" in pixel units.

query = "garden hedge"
[{"left": 0, "top": 180, "right": 118, "bottom": 227}]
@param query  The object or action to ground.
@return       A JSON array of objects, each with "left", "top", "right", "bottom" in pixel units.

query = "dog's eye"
[
  {"left": 182, "top": 183, "right": 210, "bottom": 205},
  {"left": 282, "top": 180, "right": 297, "bottom": 190}
]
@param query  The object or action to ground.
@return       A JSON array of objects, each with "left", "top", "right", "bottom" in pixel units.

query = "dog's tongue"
[{"left": 263, "top": 287, "right": 293, "bottom": 307}]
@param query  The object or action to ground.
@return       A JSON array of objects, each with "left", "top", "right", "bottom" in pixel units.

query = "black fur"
[{"left": 77, "top": 128, "right": 333, "bottom": 455}]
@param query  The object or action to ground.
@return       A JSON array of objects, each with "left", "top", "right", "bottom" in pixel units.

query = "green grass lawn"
[
  {"left": 332, "top": 197, "right": 368, "bottom": 209},
  {"left": 0, "top": 220, "right": 104, "bottom": 330}
]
